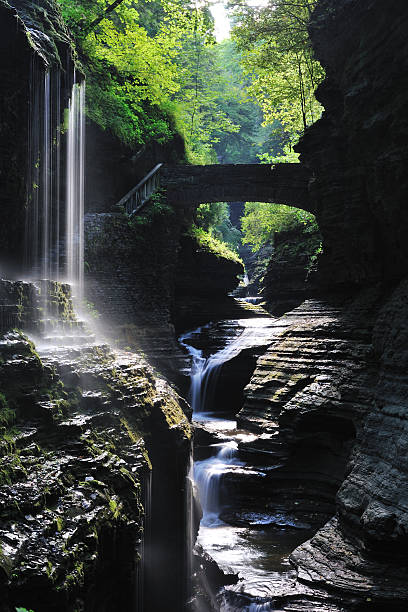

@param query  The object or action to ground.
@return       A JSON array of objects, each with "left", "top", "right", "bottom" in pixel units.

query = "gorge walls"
[
  {"left": 0, "top": 3, "right": 193, "bottom": 610},
  {"left": 298, "top": 0, "right": 408, "bottom": 291},
  {"left": 234, "top": 1, "right": 408, "bottom": 608}
]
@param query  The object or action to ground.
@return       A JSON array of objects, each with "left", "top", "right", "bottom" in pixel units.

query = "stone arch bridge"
[
  {"left": 117, "top": 163, "right": 314, "bottom": 216},
  {"left": 161, "top": 163, "right": 313, "bottom": 213}
]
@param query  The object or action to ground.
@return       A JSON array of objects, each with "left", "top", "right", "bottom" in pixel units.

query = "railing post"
[{"left": 115, "top": 163, "right": 163, "bottom": 216}]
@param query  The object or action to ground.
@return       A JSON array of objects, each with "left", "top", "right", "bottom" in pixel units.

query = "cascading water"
[
  {"left": 180, "top": 321, "right": 268, "bottom": 420},
  {"left": 25, "top": 62, "right": 85, "bottom": 295},
  {"left": 66, "top": 77, "right": 85, "bottom": 298},
  {"left": 26, "top": 63, "right": 62, "bottom": 282},
  {"left": 180, "top": 312, "right": 313, "bottom": 610},
  {"left": 179, "top": 324, "right": 256, "bottom": 526},
  {"left": 194, "top": 441, "right": 244, "bottom": 527}
]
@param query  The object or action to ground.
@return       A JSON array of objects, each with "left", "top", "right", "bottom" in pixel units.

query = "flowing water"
[
  {"left": 66, "top": 77, "right": 85, "bottom": 298},
  {"left": 179, "top": 317, "right": 275, "bottom": 527},
  {"left": 26, "top": 63, "right": 85, "bottom": 296},
  {"left": 180, "top": 309, "right": 316, "bottom": 610}
]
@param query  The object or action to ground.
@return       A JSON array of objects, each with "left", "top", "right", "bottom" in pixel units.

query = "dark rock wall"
[
  {"left": 0, "top": 279, "right": 192, "bottom": 612},
  {"left": 261, "top": 226, "right": 322, "bottom": 316},
  {"left": 236, "top": 0, "right": 408, "bottom": 607},
  {"left": 85, "top": 121, "right": 186, "bottom": 213},
  {"left": 0, "top": 0, "right": 76, "bottom": 276},
  {"left": 298, "top": 0, "right": 408, "bottom": 290},
  {"left": 84, "top": 213, "right": 244, "bottom": 380},
  {"left": 84, "top": 211, "right": 188, "bottom": 380},
  {"left": 176, "top": 235, "right": 243, "bottom": 300},
  {"left": 0, "top": 6, "right": 33, "bottom": 274}
]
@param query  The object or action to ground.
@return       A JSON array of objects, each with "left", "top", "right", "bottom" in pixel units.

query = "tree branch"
[{"left": 84, "top": 0, "right": 127, "bottom": 34}]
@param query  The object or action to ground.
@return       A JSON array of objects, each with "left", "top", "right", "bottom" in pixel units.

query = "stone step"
[{"left": 40, "top": 334, "right": 95, "bottom": 347}]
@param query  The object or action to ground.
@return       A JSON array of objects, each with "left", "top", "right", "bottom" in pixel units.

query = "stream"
[{"left": 179, "top": 304, "right": 316, "bottom": 610}]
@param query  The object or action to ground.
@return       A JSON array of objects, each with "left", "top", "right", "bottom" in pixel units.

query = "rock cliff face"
[
  {"left": 234, "top": 0, "right": 408, "bottom": 608},
  {"left": 0, "top": 3, "right": 193, "bottom": 609},
  {"left": 84, "top": 214, "right": 244, "bottom": 381},
  {"left": 232, "top": 289, "right": 408, "bottom": 609},
  {"left": 297, "top": 0, "right": 408, "bottom": 290},
  {"left": 261, "top": 226, "right": 321, "bottom": 316},
  {"left": 0, "top": 279, "right": 191, "bottom": 612}
]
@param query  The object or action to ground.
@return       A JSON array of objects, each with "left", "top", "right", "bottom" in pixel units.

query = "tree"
[
  {"left": 241, "top": 202, "right": 317, "bottom": 251},
  {"left": 231, "top": 0, "right": 324, "bottom": 147},
  {"left": 57, "top": 0, "right": 214, "bottom": 147}
]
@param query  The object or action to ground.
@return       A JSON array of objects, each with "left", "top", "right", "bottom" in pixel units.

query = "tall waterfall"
[
  {"left": 25, "top": 63, "right": 85, "bottom": 293},
  {"left": 66, "top": 79, "right": 85, "bottom": 297}
]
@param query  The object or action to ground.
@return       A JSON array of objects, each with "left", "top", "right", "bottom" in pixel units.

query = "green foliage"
[
  {"left": 241, "top": 202, "right": 318, "bottom": 252},
  {"left": 0, "top": 393, "right": 15, "bottom": 427},
  {"left": 57, "top": 0, "right": 202, "bottom": 147},
  {"left": 258, "top": 144, "right": 300, "bottom": 164},
  {"left": 210, "top": 40, "right": 270, "bottom": 164},
  {"left": 57, "top": 1, "right": 273, "bottom": 162},
  {"left": 232, "top": 0, "right": 324, "bottom": 151},
  {"left": 130, "top": 189, "right": 173, "bottom": 226},
  {"left": 195, "top": 202, "right": 241, "bottom": 252},
  {"left": 16, "top": 608, "right": 35, "bottom": 612},
  {"left": 171, "top": 26, "right": 240, "bottom": 163},
  {"left": 189, "top": 226, "right": 242, "bottom": 264}
]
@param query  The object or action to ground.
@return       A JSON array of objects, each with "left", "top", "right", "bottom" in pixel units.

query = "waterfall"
[
  {"left": 194, "top": 441, "right": 243, "bottom": 527},
  {"left": 25, "top": 62, "right": 85, "bottom": 295},
  {"left": 179, "top": 326, "right": 249, "bottom": 524},
  {"left": 26, "top": 64, "right": 62, "bottom": 282},
  {"left": 179, "top": 324, "right": 253, "bottom": 419},
  {"left": 66, "top": 78, "right": 85, "bottom": 297}
]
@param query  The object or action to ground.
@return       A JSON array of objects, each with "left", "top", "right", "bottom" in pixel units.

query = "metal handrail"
[{"left": 116, "top": 163, "right": 163, "bottom": 216}]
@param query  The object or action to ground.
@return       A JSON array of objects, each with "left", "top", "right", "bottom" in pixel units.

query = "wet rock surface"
[
  {"left": 0, "top": 0, "right": 77, "bottom": 275},
  {"left": 231, "top": 288, "right": 408, "bottom": 610},
  {"left": 0, "top": 279, "right": 191, "bottom": 612}
]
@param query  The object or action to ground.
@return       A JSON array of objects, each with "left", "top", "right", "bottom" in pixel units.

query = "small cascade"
[
  {"left": 180, "top": 322, "right": 266, "bottom": 419},
  {"left": 180, "top": 313, "right": 313, "bottom": 609},
  {"left": 180, "top": 323, "right": 252, "bottom": 528},
  {"left": 194, "top": 441, "right": 244, "bottom": 526}
]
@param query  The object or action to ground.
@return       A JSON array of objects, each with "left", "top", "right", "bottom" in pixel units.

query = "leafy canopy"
[
  {"left": 231, "top": 0, "right": 324, "bottom": 150},
  {"left": 57, "top": 0, "right": 218, "bottom": 148},
  {"left": 241, "top": 202, "right": 318, "bottom": 252}
]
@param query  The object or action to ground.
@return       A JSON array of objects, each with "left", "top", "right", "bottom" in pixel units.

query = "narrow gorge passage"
[{"left": 179, "top": 301, "right": 324, "bottom": 610}]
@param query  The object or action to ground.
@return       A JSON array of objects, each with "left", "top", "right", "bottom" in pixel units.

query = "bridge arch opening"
[{"left": 191, "top": 199, "right": 322, "bottom": 306}]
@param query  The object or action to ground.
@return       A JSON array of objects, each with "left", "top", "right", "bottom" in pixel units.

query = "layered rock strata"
[
  {"left": 298, "top": 0, "right": 408, "bottom": 290},
  {"left": 0, "top": 279, "right": 191, "bottom": 612},
  {"left": 226, "top": 286, "right": 408, "bottom": 609}
]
